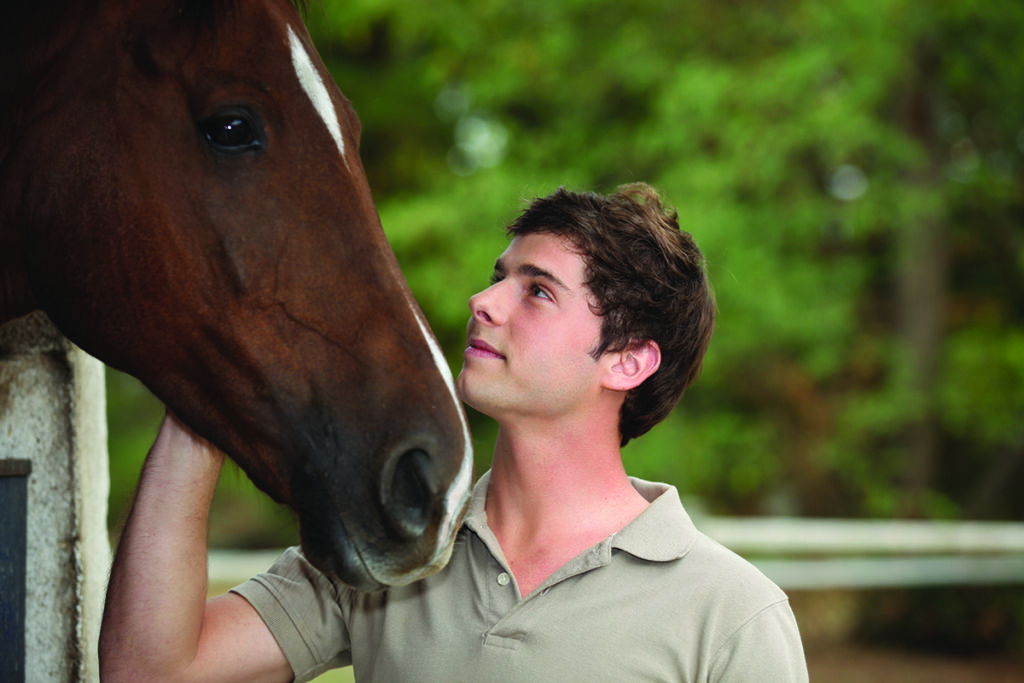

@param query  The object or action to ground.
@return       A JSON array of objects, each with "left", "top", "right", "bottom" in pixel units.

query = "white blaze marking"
[
  {"left": 289, "top": 19, "right": 469, "bottom": 574},
  {"left": 413, "top": 311, "right": 474, "bottom": 556},
  {"left": 288, "top": 25, "right": 347, "bottom": 164}
]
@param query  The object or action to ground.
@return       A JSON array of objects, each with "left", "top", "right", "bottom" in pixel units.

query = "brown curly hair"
[{"left": 507, "top": 183, "right": 715, "bottom": 445}]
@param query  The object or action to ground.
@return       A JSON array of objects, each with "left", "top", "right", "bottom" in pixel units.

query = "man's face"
[{"left": 456, "top": 233, "right": 608, "bottom": 424}]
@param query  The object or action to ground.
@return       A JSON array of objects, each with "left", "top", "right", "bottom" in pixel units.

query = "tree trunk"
[{"left": 896, "top": 42, "right": 947, "bottom": 517}]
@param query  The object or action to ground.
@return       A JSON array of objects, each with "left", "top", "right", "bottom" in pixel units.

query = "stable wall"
[{"left": 0, "top": 311, "right": 109, "bottom": 682}]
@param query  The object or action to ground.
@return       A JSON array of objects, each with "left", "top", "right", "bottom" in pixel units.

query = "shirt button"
[{"left": 496, "top": 572, "right": 511, "bottom": 587}]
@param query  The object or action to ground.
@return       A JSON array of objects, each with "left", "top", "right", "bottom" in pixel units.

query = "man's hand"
[{"left": 99, "top": 411, "right": 291, "bottom": 683}]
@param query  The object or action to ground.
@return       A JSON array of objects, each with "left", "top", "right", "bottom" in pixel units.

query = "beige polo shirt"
[{"left": 233, "top": 472, "right": 808, "bottom": 682}]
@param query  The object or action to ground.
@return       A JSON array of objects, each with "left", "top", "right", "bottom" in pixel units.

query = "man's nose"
[{"left": 469, "top": 283, "right": 503, "bottom": 325}]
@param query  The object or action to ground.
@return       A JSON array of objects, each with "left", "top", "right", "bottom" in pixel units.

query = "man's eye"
[
  {"left": 489, "top": 273, "right": 504, "bottom": 286},
  {"left": 529, "top": 284, "right": 552, "bottom": 300}
]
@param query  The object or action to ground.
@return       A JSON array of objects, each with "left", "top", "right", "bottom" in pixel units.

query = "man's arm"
[{"left": 99, "top": 412, "right": 293, "bottom": 683}]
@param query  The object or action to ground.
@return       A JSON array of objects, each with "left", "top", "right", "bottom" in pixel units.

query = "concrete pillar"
[{"left": 0, "top": 311, "right": 110, "bottom": 682}]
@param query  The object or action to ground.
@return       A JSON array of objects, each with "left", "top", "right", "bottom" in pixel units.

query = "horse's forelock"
[
  {"left": 175, "top": 0, "right": 235, "bottom": 34},
  {"left": 2, "top": 0, "right": 309, "bottom": 43},
  {"left": 175, "top": 0, "right": 309, "bottom": 34},
  {"left": 2, "top": 0, "right": 75, "bottom": 42}
]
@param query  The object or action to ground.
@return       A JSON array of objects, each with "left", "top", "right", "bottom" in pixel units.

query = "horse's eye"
[{"left": 200, "top": 112, "right": 263, "bottom": 153}]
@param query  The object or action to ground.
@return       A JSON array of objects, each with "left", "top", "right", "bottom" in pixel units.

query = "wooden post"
[{"left": 0, "top": 312, "right": 110, "bottom": 682}]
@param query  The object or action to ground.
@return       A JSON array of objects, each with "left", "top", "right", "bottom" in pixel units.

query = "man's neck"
[{"left": 483, "top": 421, "right": 649, "bottom": 596}]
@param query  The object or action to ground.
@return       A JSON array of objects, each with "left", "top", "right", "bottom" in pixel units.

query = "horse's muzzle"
[{"left": 291, "top": 438, "right": 453, "bottom": 592}]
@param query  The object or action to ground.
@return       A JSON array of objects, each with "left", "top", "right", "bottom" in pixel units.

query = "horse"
[{"left": 0, "top": 0, "right": 472, "bottom": 591}]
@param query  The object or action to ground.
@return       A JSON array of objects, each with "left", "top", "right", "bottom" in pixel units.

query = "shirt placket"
[{"left": 481, "top": 541, "right": 613, "bottom": 650}]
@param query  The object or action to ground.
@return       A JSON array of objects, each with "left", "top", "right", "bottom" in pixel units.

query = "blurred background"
[{"left": 107, "top": 0, "right": 1024, "bottom": 679}]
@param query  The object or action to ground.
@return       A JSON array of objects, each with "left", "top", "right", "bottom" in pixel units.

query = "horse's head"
[{"left": 1, "top": 0, "right": 471, "bottom": 589}]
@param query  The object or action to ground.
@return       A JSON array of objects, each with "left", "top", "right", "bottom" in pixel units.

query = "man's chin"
[
  {"left": 454, "top": 368, "right": 469, "bottom": 402},
  {"left": 455, "top": 374, "right": 493, "bottom": 416}
]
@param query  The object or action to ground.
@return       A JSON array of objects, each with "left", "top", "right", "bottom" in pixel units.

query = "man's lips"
[{"left": 466, "top": 338, "right": 505, "bottom": 360}]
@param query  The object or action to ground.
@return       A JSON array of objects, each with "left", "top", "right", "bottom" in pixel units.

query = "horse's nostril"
[{"left": 386, "top": 448, "right": 436, "bottom": 538}]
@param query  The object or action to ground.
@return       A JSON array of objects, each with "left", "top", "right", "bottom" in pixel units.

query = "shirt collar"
[
  {"left": 462, "top": 471, "right": 696, "bottom": 564},
  {"left": 462, "top": 472, "right": 492, "bottom": 539},
  {"left": 611, "top": 477, "right": 696, "bottom": 562}
]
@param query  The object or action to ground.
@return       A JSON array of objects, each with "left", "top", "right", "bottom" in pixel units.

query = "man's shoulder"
[
  {"left": 600, "top": 522, "right": 805, "bottom": 678},
  {"left": 636, "top": 525, "right": 789, "bottom": 620},
  {"left": 687, "top": 529, "right": 785, "bottom": 595}
]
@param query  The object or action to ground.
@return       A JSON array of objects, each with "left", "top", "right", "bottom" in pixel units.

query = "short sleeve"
[
  {"left": 709, "top": 599, "right": 809, "bottom": 683},
  {"left": 230, "top": 546, "right": 352, "bottom": 683}
]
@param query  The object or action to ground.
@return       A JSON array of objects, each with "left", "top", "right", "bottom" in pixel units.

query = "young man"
[{"left": 100, "top": 184, "right": 808, "bottom": 682}]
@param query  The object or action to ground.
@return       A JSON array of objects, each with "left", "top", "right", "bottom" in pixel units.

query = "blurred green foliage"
[{"left": 107, "top": 0, "right": 1024, "bottom": 540}]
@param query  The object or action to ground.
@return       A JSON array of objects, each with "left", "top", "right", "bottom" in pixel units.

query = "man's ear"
[{"left": 602, "top": 340, "right": 661, "bottom": 392}]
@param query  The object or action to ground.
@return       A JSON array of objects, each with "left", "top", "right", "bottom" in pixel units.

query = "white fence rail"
[
  {"left": 208, "top": 518, "right": 1024, "bottom": 592},
  {"left": 701, "top": 517, "right": 1024, "bottom": 590}
]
